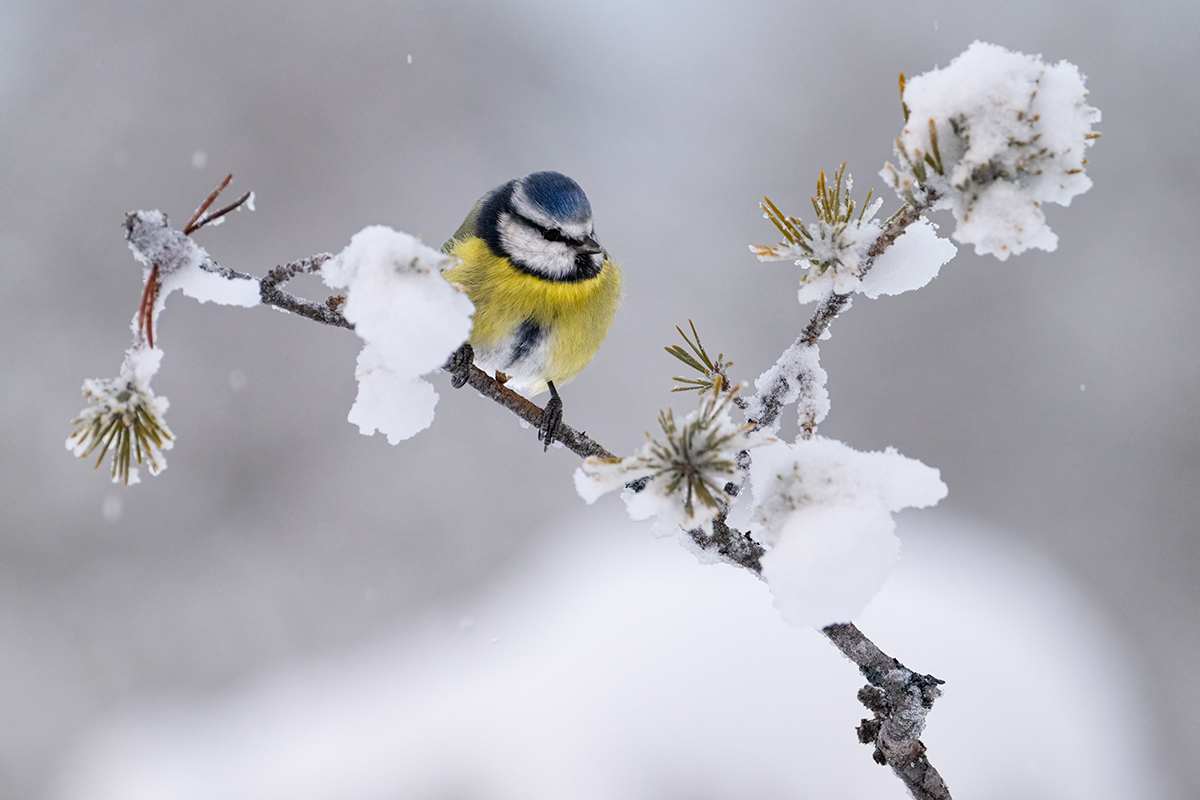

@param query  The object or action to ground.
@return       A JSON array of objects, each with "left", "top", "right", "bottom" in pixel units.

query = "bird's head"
[{"left": 480, "top": 171, "right": 605, "bottom": 281}]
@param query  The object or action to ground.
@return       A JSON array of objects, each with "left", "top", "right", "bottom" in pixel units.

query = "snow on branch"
[
  {"left": 749, "top": 437, "right": 947, "bottom": 627},
  {"left": 564, "top": 42, "right": 1097, "bottom": 799},
  {"left": 321, "top": 226, "right": 474, "bottom": 444},
  {"left": 745, "top": 175, "right": 956, "bottom": 438},
  {"left": 66, "top": 184, "right": 260, "bottom": 485},
  {"left": 882, "top": 40, "right": 1101, "bottom": 259}
]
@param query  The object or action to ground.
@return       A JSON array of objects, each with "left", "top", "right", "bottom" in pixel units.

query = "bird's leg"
[
  {"left": 538, "top": 380, "right": 564, "bottom": 452},
  {"left": 446, "top": 343, "right": 474, "bottom": 389}
]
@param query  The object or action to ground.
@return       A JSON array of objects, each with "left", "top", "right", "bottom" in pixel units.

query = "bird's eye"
[{"left": 543, "top": 228, "right": 563, "bottom": 242}]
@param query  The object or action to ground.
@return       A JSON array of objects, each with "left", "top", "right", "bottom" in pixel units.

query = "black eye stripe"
[{"left": 514, "top": 212, "right": 586, "bottom": 248}]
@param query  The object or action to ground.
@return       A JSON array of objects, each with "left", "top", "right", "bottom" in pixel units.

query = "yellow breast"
[{"left": 443, "top": 237, "right": 621, "bottom": 393}]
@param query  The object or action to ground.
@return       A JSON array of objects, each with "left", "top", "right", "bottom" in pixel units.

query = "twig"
[
  {"left": 748, "top": 191, "right": 940, "bottom": 436},
  {"left": 447, "top": 358, "right": 616, "bottom": 460},
  {"left": 822, "top": 622, "right": 951, "bottom": 800},
  {"left": 184, "top": 173, "right": 232, "bottom": 234},
  {"left": 685, "top": 507, "right": 765, "bottom": 573},
  {"left": 737, "top": 187, "right": 953, "bottom": 796},
  {"left": 137, "top": 263, "right": 160, "bottom": 348},
  {"left": 165, "top": 236, "right": 347, "bottom": 330},
  {"left": 685, "top": 509, "right": 950, "bottom": 795},
  {"left": 187, "top": 190, "right": 253, "bottom": 235},
  {"left": 182, "top": 173, "right": 253, "bottom": 236},
  {"left": 257, "top": 254, "right": 350, "bottom": 329}
]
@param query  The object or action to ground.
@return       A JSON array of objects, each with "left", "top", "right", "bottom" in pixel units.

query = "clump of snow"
[
  {"left": 125, "top": 210, "right": 206, "bottom": 276},
  {"left": 858, "top": 217, "right": 957, "bottom": 299},
  {"left": 167, "top": 266, "right": 260, "bottom": 307},
  {"left": 749, "top": 437, "right": 947, "bottom": 627},
  {"left": 573, "top": 462, "right": 621, "bottom": 506},
  {"left": 322, "top": 226, "right": 474, "bottom": 444},
  {"left": 882, "top": 41, "right": 1100, "bottom": 260},
  {"left": 346, "top": 344, "right": 439, "bottom": 444},
  {"left": 125, "top": 209, "right": 260, "bottom": 309},
  {"left": 796, "top": 212, "right": 882, "bottom": 303},
  {"left": 121, "top": 341, "right": 164, "bottom": 386},
  {"left": 742, "top": 342, "right": 828, "bottom": 438}
]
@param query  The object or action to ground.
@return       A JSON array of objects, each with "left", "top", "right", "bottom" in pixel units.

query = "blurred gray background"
[{"left": 2, "top": 0, "right": 1197, "bottom": 797}]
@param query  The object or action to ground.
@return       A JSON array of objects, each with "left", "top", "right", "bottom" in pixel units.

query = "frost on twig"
[
  {"left": 125, "top": 210, "right": 261, "bottom": 310},
  {"left": 743, "top": 340, "right": 829, "bottom": 439},
  {"left": 882, "top": 41, "right": 1101, "bottom": 259},
  {"left": 68, "top": 189, "right": 262, "bottom": 485}
]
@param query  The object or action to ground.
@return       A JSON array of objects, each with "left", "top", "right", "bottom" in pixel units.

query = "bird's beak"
[{"left": 578, "top": 235, "right": 602, "bottom": 255}]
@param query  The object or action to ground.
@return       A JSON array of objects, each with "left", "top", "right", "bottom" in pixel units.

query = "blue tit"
[{"left": 441, "top": 171, "right": 621, "bottom": 400}]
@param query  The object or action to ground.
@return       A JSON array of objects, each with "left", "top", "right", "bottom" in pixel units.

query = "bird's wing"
[{"left": 441, "top": 196, "right": 487, "bottom": 254}]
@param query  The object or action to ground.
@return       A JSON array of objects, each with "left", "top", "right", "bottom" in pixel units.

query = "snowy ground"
[{"left": 52, "top": 510, "right": 1167, "bottom": 800}]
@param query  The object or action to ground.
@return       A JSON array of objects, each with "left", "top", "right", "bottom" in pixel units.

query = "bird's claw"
[
  {"left": 446, "top": 343, "right": 474, "bottom": 389},
  {"left": 538, "top": 380, "right": 563, "bottom": 452}
]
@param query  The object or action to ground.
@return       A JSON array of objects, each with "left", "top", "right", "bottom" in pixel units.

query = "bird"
[{"left": 441, "top": 171, "right": 621, "bottom": 449}]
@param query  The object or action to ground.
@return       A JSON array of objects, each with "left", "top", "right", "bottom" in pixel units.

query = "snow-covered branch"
[
  {"left": 76, "top": 197, "right": 617, "bottom": 480},
  {"left": 745, "top": 188, "right": 952, "bottom": 439},
  {"left": 67, "top": 40, "right": 1102, "bottom": 800}
]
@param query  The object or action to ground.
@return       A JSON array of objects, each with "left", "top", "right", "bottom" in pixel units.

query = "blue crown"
[{"left": 521, "top": 171, "right": 592, "bottom": 224}]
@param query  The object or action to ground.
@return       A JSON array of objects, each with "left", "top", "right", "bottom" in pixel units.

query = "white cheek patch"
[{"left": 498, "top": 212, "right": 577, "bottom": 278}]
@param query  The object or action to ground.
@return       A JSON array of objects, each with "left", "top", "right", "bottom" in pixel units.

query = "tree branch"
[
  {"left": 256, "top": 254, "right": 350, "bottom": 329},
  {"left": 686, "top": 512, "right": 766, "bottom": 573},
  {"left": 166, "top": 216, "right": 606, "bottom": 456},
  {"left": 448, "top": 358, "right": 616, "bottom": 459},
  {"left": 823, "top": 622, "right": 951, "bottom": 800},
  {"left": 130, "top": 184, "right": 951, "bottom": 798},
  {"left": 683, "top": 511, "right": 951, "bottom": 796},
  {"left": 748, "top": 193, "right": 939, "bottom": 437}
]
